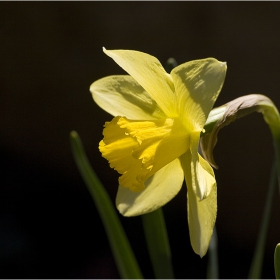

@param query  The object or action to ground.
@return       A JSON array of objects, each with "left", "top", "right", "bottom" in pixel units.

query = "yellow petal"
[
  {"left": 90, "top": 75, "right": 166, "bottom": 120},
  {"left": 189, "top": 132, "right": 216, "bottom": 200},
  {"left": 171, "top": 58, "right": 227, "bottom": 131},
  {"left": 99, "top": 116, "right": 189, "bottom": 192},
  {"left": 103, "top": 48, "right": 177, "bottom": 118},
  {"left": 181, "top": 152, "right": 217, "bottom": 257},
  {"left": 116, "top": 158, "right": 184, "bottom": 216}
]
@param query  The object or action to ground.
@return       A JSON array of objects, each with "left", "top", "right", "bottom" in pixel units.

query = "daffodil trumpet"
[{"left": 90, "top": 48, "right": 227, "bottom": 257}]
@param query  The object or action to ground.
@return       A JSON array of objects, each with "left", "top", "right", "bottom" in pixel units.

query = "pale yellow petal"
[
  {"left": 103, "top": 48, "right": 177, "bottom": 118},
  {"left": 181, "top": 152, "right": 217, "bottom": 257},
  {"left": 116, "top": 158, "right": 184, "bottom": 216},
  {"left": 171, "top": 58, "right": 227, "bottom": 131},
  {"left": 189, "top": 132, "right": 216, "bottom": 200},
  {"left": 187, "top": 179, "right": 217, "bottom": 258},
  {"left": 90, "top": 75, "right": 166, "bottom": 120}
]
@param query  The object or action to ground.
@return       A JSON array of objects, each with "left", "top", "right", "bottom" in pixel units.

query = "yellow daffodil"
[{"left": 90, "top": 48, "right": 227, "bottom": 257}]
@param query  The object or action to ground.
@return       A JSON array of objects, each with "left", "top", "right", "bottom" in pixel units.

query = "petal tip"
[{"left": 220, "top": 61, "right": 227, "bottom": 71}]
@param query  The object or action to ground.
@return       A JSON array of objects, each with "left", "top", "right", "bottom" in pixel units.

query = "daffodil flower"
[{"left": 90, "top": 48, "right": 227, "bottom": 257}]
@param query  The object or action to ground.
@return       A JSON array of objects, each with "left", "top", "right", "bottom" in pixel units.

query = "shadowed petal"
[
  {"left": 90, "top": 75, "right": 166, "bottom": 120},
  {"left": 181, "top": 152, "right": 217, "bottom": 257},
  {"left": 103, "top": 48, "right": 177, "bottom": 118}
]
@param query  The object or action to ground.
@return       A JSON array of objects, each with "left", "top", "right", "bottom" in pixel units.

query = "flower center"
[{"left": 99, "top": 116, "right": 190, "bottom": 192}]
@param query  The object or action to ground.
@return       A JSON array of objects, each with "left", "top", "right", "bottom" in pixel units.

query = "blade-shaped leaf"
[{"left": 70, "top": 131, "right": 143, "bottom": 279}]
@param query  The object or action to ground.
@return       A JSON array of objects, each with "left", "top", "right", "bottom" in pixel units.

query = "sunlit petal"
[
  {"left": 171, "top": 58, "right": 227, "bottom": 131},
  {"left": 116, "top": 158, "right": 184, "bottom": 216},
  {"left": 90, "top": 75, "right": 166, "bottom": 120},
  {"left": 189, "top": 132, "right": 216, "bottom": 200},
  {"left": 103, "top": 48, "right": 177, "bottom": 118}
]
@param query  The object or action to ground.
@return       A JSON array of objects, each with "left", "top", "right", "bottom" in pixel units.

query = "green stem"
[
  {"left": 248, "top": 160, "right": 277, "bottom": 279},
  {"left": 273, "top": 139, "right": 280, "bottom": 194},
  {"left": 70, "top": 131, "right": 143, "bottom": 279},
  {"left": 141, "top": 208, "right": 174, "bottom": 279},
  {"left": 207, "top": 226, "right": 219, "bottom": 279},
  {"left": 273, "top": 139, "right": 280, "bottom": 279},
  {"left": 275, "top": 243, "right": 280, "bottom": 279}
]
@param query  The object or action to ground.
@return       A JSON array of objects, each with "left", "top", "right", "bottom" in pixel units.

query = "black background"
[{"left": 1, "top": 2, "right": 280, "bottom": 278}]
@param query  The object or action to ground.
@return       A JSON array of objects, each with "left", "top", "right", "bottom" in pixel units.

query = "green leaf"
[
  {"left": 141, "top": 208, "right": 174, "bottom": 279},
  {"left": 70, "top": 131, "right": 143, "bottom": 279},
  {"left": 248, "top": 161, "right": 277, "bottom": 279},
  {"left": 275, "top": 243, "right": 280, "bottom": 279}
]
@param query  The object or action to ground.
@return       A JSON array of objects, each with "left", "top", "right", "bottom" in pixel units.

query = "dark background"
[{"left": 1, "top": 2, "right": 280, "bottom": 278}]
